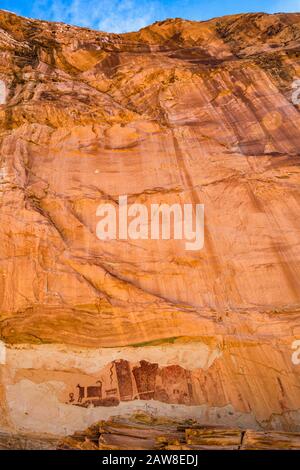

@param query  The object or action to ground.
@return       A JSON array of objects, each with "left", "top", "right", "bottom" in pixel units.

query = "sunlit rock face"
[
  {"left": 0, "top": 80, "right": 6, "bottom": 104},
  {"left": 0, "top": 9, "right": 300, "bottom": 442}
]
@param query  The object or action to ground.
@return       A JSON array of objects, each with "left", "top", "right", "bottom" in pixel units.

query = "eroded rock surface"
[
  {"left": 0, "top": 10, "right": 300, "bottom": 441},
  {"left": 58, "top": 413, "right": 300, "bottom": 450}
]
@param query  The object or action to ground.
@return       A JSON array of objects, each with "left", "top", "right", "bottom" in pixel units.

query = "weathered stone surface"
[
  {"left": 0, "top": 9, "right": 300, "bottom": 442},
  {"left": 185, "top": 427, "right": 242, "bottom": 448},
  {"left": 0, "top": 430, "right": 59, "bottom": 450},
  {"left": 58, "top": 413, "right": 300, "bottom": 450},
  {"left": 241, "top": 430, "right": 300, "bottom": 450}
]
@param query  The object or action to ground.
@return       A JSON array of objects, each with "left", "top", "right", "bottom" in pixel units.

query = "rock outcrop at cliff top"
[{"left": 0, "top": 10, "right": 300, "bottom": 442}]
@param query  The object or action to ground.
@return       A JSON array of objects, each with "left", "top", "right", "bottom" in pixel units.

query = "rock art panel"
[{"left": 66, "top": 360, "right": 195, "bottom": 408}]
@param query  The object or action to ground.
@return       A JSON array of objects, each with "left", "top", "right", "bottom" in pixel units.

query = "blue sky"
[{"left": 0, "top": 0, "right": 299, "bottom": 33}]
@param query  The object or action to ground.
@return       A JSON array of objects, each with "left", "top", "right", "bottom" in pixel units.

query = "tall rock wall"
[{"left": 0, "top": 10, "right": 300, "bottom": 437}]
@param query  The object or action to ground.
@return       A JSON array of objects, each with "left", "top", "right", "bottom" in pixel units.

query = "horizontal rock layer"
[{"left": 58, "top": 413, "right": 300, "bottom": 450}]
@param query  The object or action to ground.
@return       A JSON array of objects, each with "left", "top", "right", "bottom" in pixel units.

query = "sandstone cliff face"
[{"left": 0, "top": 10, "right": 300, "bottom": 441}]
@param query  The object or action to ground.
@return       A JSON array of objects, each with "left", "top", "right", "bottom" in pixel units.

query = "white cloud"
[{"left": 31, "top": 0, "right": 161, "bottom": 33}]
